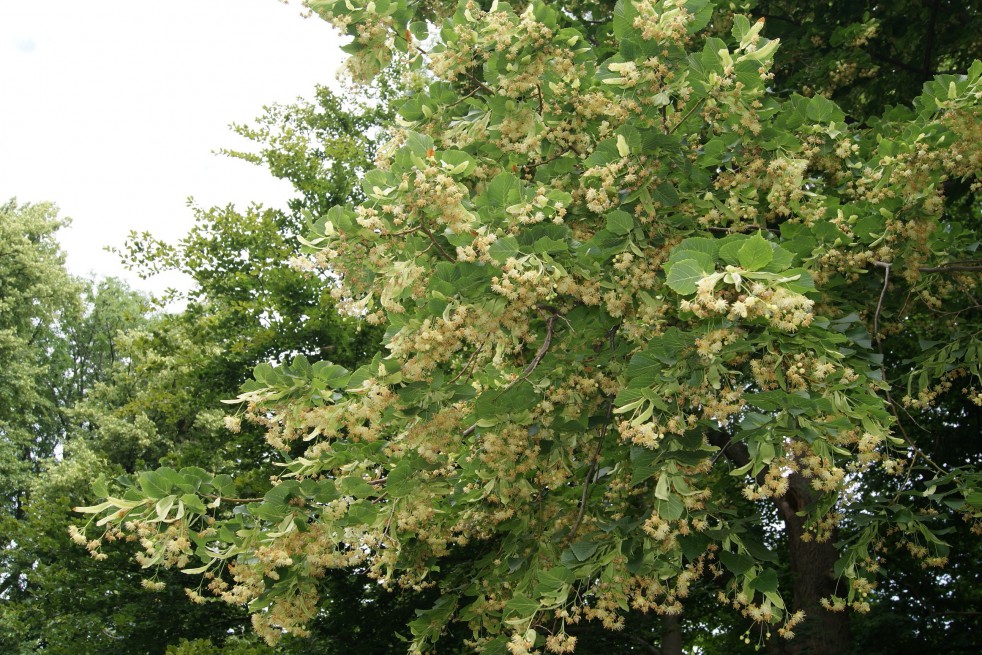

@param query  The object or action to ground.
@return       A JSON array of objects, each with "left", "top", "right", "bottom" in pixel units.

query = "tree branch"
[
  {"left": 567, "top": 394, "right": 615, "bottom": 545},
  {"left": 919, "top": 263, "right": 982, "bottom": 273},
  {"left": 668, "top": 98, "right": 706, "bottom": 134},
  {"left": 420, "top": 223, "right": 455, "bottom": 262},
  {"left": 872, "top": 260, "right": 891, "bottom": 342},
  {"left": 202, "top": 494, "right": 265, "bottom": 504},
  {"left": 567, "top": 324, "right": 619, "bottom": 544},
  {"left": 462, "top": 312, "right": 559, "bottom": 437}
]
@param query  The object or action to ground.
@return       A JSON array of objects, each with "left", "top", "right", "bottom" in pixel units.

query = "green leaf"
[
  {"left": 679, "top": 533, "right": 711, "bottom": 561},
  {"left": 765, "top": 245, "right": 795, "bottom": 272},
  {"left": 138, "top": 471, "right": 172, "bottom": 500},
  {"left": 666, "top": 259, "right": 708, "bottom": 295},
  {"left": 606, "top": 210, "right": 634, "bottom": 236},
  {"left": 717, "top": 237, "right": 748, "bottom": 266},
  {"left": 92, "top": 474, "right": 109, "bottom": 499},
  {"left": 538, "top": 566, "right": 575, "bottom": 586},
  {"left": 475, "top": 380, "right": 539, "bottom": 419},
  {"left": 340, "top": 476, "right": 378, "bottom": 498},
  {"left": 504, "top": 594, "right": 540, "bottom": 620},
  {"left": 630, "top": 447, "right": 659, "bottom": 486},
  {"left": 737, "top": 234, "right": 773, "bottom": 271},
  {"left": 670, "top": 237, "right": 719, "bottom": 261},
  {"left": 750, "top": 568, "right": 779, "bottom": 593},
  {"left": 211, "top": 474, "right": 235, "bottom": 498},
  {"left": 386, "top": 462, "right": 416, "bottom": 498},
  {"left": 181, "top": 494, "right": 207, "bottom": 514},
  {"left": 570, "top": 540, "right": 599, "bottom": 561},
  {"left": 669, "top": 249, "right": 714, "bottom": 273},
  {"left": 719, "top": 549, "right": 754, "bottom": 575},
  {"left": 806, "top": 95, "right": 839, "bottom": 123},
  {"left": 612, "top": 0, "right": 640, "bottom": 40}
]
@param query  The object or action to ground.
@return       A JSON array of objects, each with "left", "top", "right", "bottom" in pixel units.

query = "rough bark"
[
  {"left": 709, "top": 431, "right": 852, "bottom": 655},
  {"left": 773, "top": 472, "right": 851, "bottom": 655}
]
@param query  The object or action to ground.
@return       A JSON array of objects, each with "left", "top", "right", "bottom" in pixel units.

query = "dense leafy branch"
[{"left": 71, "top": 1, "right": 982, "bottom": 654}]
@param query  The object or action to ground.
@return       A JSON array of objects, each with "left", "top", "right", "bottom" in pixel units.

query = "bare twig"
[
  {"left": 384, "top": 226, "right": 422, "bottom": 238},
  {"left": 668, "top": 97, "right": 706, "bottom": 134},
  {"left": 872, "top": 261, "right": 891, "bottom": 342},
  {"left": 447, "top": 343, "right": 485, "bottom": 385},
  {"left": 462, "top": 313, "right": 560, "bottom": 437},
  {"left": 202, "top": 494, "right": 264, "bottom": 504},
  {"left": 420, "top": 223, "right": 454, "bottom": 262},
  {"left": 919, "top": 263, "right": 982, "bottom": 273},
  {"left": 868, "top": 262, "right": 948, "bottom": 476},
  {"left": 463, "top": 70, "right": 494, "bottom": 95},
  {"left": 884, "top": 388, "right": 948, "bottom": 477},
  {"left": 567, "top": 396, "right": 615, "bottom": 546},
  {"left": 567, "top": 325, "right": 619, "bottom": 544},
  {"left": 383, "top": 498, "right": 399, "bottom": 539},
  {"left": 707, "top": 225, "right": 780, "bottom": 235},
  {"left": 523, "top": 148, "right": 572, "bottom": 173}
]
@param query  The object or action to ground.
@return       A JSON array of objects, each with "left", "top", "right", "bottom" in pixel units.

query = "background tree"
[
  {"left": 2, "top": 78, "right": 417, "bottom": 653},
  {"left": 0, "top": 199, "right": 79, "bottom": 648}
]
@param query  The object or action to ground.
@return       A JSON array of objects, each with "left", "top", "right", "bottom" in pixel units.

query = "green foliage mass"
[
  {"left": 1, "top": 79, "right": 395, "bottom": 653},
  {"left": 76, "top": 2, "right": 982, "bottom": 654}
]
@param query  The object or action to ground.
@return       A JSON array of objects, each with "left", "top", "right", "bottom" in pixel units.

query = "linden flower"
[
  {"left": 141, "top": 579, "right": 166, "bottom": 592},
  {"left": 68, "top": 524, "right": 88, "bottom": 546}
]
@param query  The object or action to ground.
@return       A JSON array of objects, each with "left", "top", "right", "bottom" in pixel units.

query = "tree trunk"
[
  {"left": 708, "top": 431, "right": 852, "bottom": 655},
  {"left": 773, "top": 472, "right": 851, "bottom": 655},
  {"left": 660, "top": 613, "right": 683, "bottom": 655}
]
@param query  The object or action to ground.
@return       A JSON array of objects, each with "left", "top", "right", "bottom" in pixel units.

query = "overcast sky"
[{"left": 0, "top": 0, "right": 345, "bottom": 295}]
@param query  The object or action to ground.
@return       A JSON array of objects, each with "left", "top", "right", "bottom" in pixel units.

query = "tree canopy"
[
  {"left": 1, "top": 80, "right": 392, "bottom": 653},
  {"left": 75, "top": 1, "right": 981, "bottom": 654}
]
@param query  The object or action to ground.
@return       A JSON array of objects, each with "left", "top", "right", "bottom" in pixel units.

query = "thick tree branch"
[{"left": 923, "top": 0, "right": 942, "bottom": 82}]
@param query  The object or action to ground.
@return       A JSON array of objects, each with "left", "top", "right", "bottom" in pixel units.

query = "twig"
[
  {"left": 462, "top": 313, "right": 560, "bottom": 438},
  {"left": 202, "top": 494, "right": 264, "bottom": 504},
  {"left": 566, "top": 324, "right": 619, "bottom": 545},
  {"left": 523, "top": 148, "right": 572, "bottom": 172},
  {"left": 952, "top": 276, "right": 981, "bottom": 307},
  {"left": 447, "top": 343, "right": 485, "bottom": 385},
  {"left": 868, "top": 263, "right": 948, "bottom": 477},
  {"left": 463, "top": 70, "right": 494, "bottom": 95},
  {"left": 447, "top": 86, "right": 483, "bottom": 109},
  {"left": 668, "top": 98, "right": 706, "bottom": 135},
  {"left": 567, "top": 395, "right": 615, "bottom": 545},
  {"left": 883, "top": 388, "right": 948, "bottom": 476},
  {"left": 516, "top": 313, "right": 558, "bottom": 379},
  {"left": 384, "top": 226, "right": 422, "bottom": 238},
  {"left": 383, "top": 499, "right": 399, "bottom": 539},
  {"left": 707, "top": 225, "right": 780, "bottom": 235},
  {"left": 919, "top": 263, "right": 982, "bottom": 273},
  {"left": 420, "top": 223, "right": 454, "bottom": 261},
  {"left": 872, "top": 261, "right": 891, "bottom": 343}
]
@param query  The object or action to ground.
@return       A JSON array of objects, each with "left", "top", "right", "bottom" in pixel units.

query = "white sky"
[{"left": 0, "top": 0, "right": 345, "bottom": 295}]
